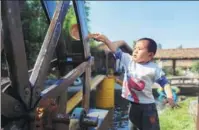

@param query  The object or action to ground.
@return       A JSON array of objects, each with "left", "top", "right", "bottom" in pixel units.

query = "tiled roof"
[
  {"left": 97, "top": 44, "right": 199, "bottom": 59},
  {"left": 158, "top": 60, "right": 197, "bottom": 67},
  {"left": 155, "top": 48, "right": 199, "bottom": 59}
]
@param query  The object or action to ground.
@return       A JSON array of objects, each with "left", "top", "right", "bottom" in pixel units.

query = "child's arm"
[
  {"left": 156, "top": 77, "right": 175, "bottom": 107},
  {"left": 89, "top": 33, "right": 126, "bottom": 53},
  {"left": 164, "top": 84, "right": 173, "bottom": 99},
  {"left": 89, "top": 33, "right": 132, "bottom": 68},
  {"left": 164, "top": 84, "right": 175, "bottom": 106}
]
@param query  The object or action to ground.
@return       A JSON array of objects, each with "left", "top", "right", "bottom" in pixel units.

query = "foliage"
[
  {"left": 163, "top": 66, "right": 184, "bottom": 76},
  {"left": 90, "top": 39, "right": 100, "bottom": 48},
  {"left": 175, "top": 67, "right": 184, "bottom": 76},
  {"left": 132, "top": 41, "right": 136, "bottom": 49},
  {"left": 191, "top": 61, "right": 199, "bottom": 74},
  {"left": 63, "top": 2, "right": 99, "bottom": 50},
  {"left": 177, "top": 44, "right": 183, "bottom": 49},
  {"left": 159, "top": 97, "right": 197, "bottom": 130},
  {"left": 1, "top": 0, "right": 99, "bottom": 80},
  {"left": 2, "top": 1, "right": 92, "bottom": 70},
  {"left": 20, "top": 1, "right": 48, "bottom": 69},
  {"left": 157, "top": 43, "right": 162, "bottom": 49},
  {"left": 63, "top": 5, "right": 77, "bottom": 35},
  {"left": 162, "top": 67, "right": 173, "bottom": 76},
  {"left": 63, "top": 2, "right": 91, "bottom": 34}
]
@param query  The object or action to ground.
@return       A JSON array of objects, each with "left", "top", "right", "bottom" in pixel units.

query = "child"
[{"left": 90, "top": 33, "right": 175, "bottom": 130}]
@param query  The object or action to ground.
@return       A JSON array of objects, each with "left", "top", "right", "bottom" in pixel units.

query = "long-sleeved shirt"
[{"left": 114, "top": 49, "right": 168, "bottom": 104}]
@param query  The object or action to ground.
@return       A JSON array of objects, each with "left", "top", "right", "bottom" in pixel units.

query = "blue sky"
[{"left": 88, "top": 1, "right": 199, "bottom": 49}]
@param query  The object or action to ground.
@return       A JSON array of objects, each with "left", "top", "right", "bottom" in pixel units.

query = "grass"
[{"left": 159, "top": 97, "right": 197, "bottom": 130}]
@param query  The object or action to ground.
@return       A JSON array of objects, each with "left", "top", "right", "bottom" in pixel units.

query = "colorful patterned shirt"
[{"left": 114, "top": 50, "right": 168, "bottom": 104}]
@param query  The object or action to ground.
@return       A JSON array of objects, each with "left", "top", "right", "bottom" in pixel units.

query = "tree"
[
  {"left": 157, "top": 43, "right": 162, "bottom": 49},
  {"left": 63, "top": 5, "right": 77, "bottom": 35},
  {"left": 191, "top": 61, "right": 199, "bottom": 73},
  {"left": 132, "top": 41, "right": 136, "bottom": 49},
  {"left": 63, "top": 1, "right": 91, "bottom": 34},
  {"left": 20, "top": 1, "right": 48, "bottom": 69},
  {"left": 63, "top": 2, "right": 99, "bottom": 48},
  {"left": 177, "top": 44, "right": 183, "bottom": 49},
  {"left": 2, "top": 1, "right": 92, "bottom": 69},
  {"left": 21, "top": 1, "right": 92, "bottom": 68}
]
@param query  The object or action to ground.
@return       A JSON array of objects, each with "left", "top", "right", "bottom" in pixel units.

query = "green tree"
[
  {"left": 157, "top": 43, "right": 162, "bottom": 49},
  {"left": 132, "top": 41, "right": 136, "bottom": 48},
  {"left": 63, "top": 2, "right": 99, "bottom": 48},
  {"left": 20, "top": 1, "right": 48, "bottom": 69},
  {"left": 84, "top": 2, "right": 91, "bottom": 31},
  {"left": 2, "top": 1, "right": 92, "bottom": 70},
  {"left": 63, "top": 5, "right": 77, "bottom": 35},
  {"left": 191, "top": 61, "right": 199, "bottom": 73},
  {"left": 63, "top": 1, "right": 91, "bottom": 34},
  {"left": 177, "top": 44, "right": 183, "bottom": 49}
]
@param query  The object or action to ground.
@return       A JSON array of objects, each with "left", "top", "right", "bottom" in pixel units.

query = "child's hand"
[
  {"left": 167, "top": 97, "right": 176, "bottom": 108},
  {"left": 89, "top": 33, "right": 109, "bottom": 43}
]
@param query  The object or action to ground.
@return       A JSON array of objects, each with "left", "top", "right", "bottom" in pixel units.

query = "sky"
[{"left": 88, "top": 1, "right": 199, "bottom": 49}]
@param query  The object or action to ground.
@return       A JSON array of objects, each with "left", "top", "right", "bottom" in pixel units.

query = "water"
[
  {"left": 112, "top": 106, "right": 129, "bottom": 130},
  {"left": 112, "top": 85, "right": 129, "bottom": 130}
]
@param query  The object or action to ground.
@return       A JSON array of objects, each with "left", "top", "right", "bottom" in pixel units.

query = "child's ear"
[{"left": 149, "top": 52, "right": 155, "bottom": 57}]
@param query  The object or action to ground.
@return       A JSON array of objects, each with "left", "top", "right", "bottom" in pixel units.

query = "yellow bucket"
[{"left": 96, "top": 76, "right": 115, "bottom": 109}]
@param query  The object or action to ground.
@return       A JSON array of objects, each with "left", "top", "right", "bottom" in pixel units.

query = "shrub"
[{"left": 191, "top": 61, "right": 199, "bottom": 74}]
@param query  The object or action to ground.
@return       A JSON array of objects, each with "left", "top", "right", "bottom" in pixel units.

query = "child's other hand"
[
  {"left": 89, "top": 33, "right": 109, "bottom": 43},
  {"left": 167, "top": 97, "right": 176, "bottom": 108}
]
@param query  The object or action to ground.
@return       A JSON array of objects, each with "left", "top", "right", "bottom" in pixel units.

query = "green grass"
[{"left": 159, "top": 97, "right": 197, "bottom": 130}]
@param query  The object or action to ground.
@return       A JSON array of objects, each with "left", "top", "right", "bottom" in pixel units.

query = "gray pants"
[{"left": 128, "top": 102, "right": 160, "bottom": 130}]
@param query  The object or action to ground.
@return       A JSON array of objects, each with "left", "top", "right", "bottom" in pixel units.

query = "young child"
[{"left": 90, "top": 33, "right": 175, "bottom": 130}]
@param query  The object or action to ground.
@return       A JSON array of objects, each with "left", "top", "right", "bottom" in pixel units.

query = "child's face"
[{"left": 132, "top": 40, "right": 154, "bottom": 63}]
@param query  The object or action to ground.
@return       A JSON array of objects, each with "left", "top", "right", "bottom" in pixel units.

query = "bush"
[
  {"left": 159, "top": 97, "right": 197, "bottom": 130},
  {"left": 191, "top": 61, "right": 199, "bottom": 74},
  {"left": 162, "top": 67, "right": 173, "bottom": 76},
  {"left": 162, "top": 67, "right": 185, "bottom": 76},
  {"left": 175, "top": 67, "right": 184, "bottom": 76}
]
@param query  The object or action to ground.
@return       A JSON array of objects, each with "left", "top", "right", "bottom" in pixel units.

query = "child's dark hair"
[{"left": 137, "top": 38, "right": 157, "bottom": 55}]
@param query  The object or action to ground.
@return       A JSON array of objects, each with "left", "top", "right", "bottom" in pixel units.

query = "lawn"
[{"left": 159, "top": 97, "right": 197, "bottom": 130}]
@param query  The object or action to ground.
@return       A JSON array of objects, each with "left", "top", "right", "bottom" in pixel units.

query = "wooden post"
[
  {"left": 56, "top": 32, "right": 68, "bottom": 76},
  {"left": 172, "top": 59, "right": 176, "bottom": 76},
  {"left": 106, "top": 53, "right": 108, "bottom": 74},
  {"left": 55, "top": 29, "right": 69, "bottom": 130},
  {"left": 73, "top": 0, "right": 91, "bottom": 112},
  {"left": 29, "top": 1, "right": 70, "bottom": 108},
  {"left": 1, "top": 27, "right": 4, "bottom": 52},
  {"left": 2, "top": 1, "right": 31, "bottom": 108}
]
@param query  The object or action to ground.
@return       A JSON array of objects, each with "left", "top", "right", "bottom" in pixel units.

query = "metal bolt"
[
  {"left": 52, "top": 113, "right": 70, "bottom": 124},
  {"left": 35, "top": 89, "right": 41, "bottom": 96},
  {"left": 10, "top": 124, "right": 21, "bottom": 130},
  {"left": 50, "top": 100, "right": 56, "bottom": 106},
  {"left": 14, "top": 105, "right": 21, "bottom": 112},
  {"left": 35, "top": 91, "right": 39, "bottom": 96},
  {"left": 24, "top": 88, "right": 30, "bottom": 95}
]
